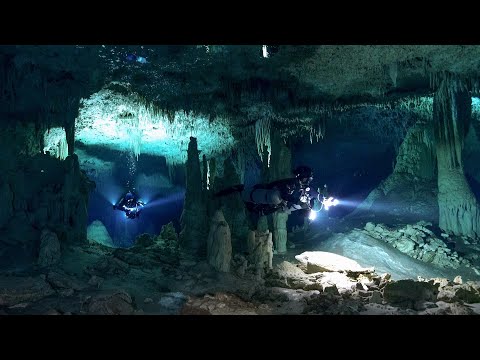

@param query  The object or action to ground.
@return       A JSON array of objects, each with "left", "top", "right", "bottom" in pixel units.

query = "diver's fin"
[{"left": 214, "top": 184, "right": 245, "bottom": 197}]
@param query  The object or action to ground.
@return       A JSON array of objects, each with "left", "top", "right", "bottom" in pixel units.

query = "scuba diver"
[
  {"left": 215, "top": 166, "right": 328, "bottom": 217},
  {"left": 113, "top": 188, "right": 145, "bottom": 219}
]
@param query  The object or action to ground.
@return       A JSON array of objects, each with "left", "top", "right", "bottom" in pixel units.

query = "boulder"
[
  {"left": 86, "top": 256, "right": 129, "bottom": 276},
  {"left": 266, "top": 261, "right": 322, "bottom": 291},
  {"left": 369, "top": 291, "right": 383, "bottom": 304},
  {"left": 394, "top": 238, "right": 416, "bottom": 254},
  {"left": 295, "top": 251, "right": 374, "bottom": 274},
  {"left": 134, "top": 233, "right": 154, "bottom": 247},
  {"left": 452, "top": 287, "right": 480, "bottom": 303},
  {"left": 86, "top": 290, "right": 134, "bottom": 315},
  {"left": 364, "top": 222, "right": 375, "bottom": 232},
  {"left": 46, "top": 271, "right": 87, "bottom": 291},
  {"left": 0, "top": 275, "right": 55, "bottom": 307},
  {"left": 383, "top": 280, "right": 439, "bottom": 310}
]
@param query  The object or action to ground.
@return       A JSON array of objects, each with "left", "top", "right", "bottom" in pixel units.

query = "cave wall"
[
  {"left": 0, "top": 129, "right": 94, "bottom": 269},
  {"left": 434, "top": 77, "right": 480, "bottom": 238},
  {"left": 0, "top": 46, "right": 103, "bottom": 269}
]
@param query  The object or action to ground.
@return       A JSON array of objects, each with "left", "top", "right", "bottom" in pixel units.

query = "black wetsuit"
[{"left": 114, "top": 191, "right": 144, "bottom": 219}]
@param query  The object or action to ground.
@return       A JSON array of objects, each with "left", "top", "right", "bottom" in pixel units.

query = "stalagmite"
[
  {"left": 246, "top": 229, "right": 273, "bottom": 272},
  {"left": 434, "top": 77, "right": 480, "bottom": 238},
  {"left": 268, "top": 131, "right": 292, "bottom": 254},
  {"left": 207, "top": 210, "right": 232, "bottom": 272},
  {"left": 273, "top": 212, "right": 289, "bottom": 254},
  {"left": 213, "top": 158, "right": 249, "bottom": 249},
  {"left": 179, "top": 137, "right": 208, "bottom": 254}
]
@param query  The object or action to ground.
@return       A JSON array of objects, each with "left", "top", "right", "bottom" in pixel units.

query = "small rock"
[
  {"left": 88, "top": 275, "right": 104, "bottom": 288},
  {"left": 431, "top": 278, "right": 449, "bottom": 287},
  {"left": 369, "top": 291, "right": 383, "bottom": 304},
  {"left": 358, "top": 290, "right": 372, "bottom": 298},
  {"left": 87, "top": 290, "right": 134, "bottom": 315},
  {"left": 8, "top": 302, "right": 30, "bottom": 309},
  {"left": 356, "top": 282, "right": 366, "bottom": 291},
  {"left": 0, "top": 275, "right": 55, "bottom": 307},
  {"left": 44, "top": 309, "right": 61, "bottom": 315},
  {"left": 179, "top": 260, "right": 197, "bottom": 267},
  {"left": 59, "top": 288, "right": 74, "bottom": 297},
  {"left": 175, "top": 275, "right": 183, "bottom": 280},
  {"left": 380, "top": 273, "right": 391, "bottom": 282},
  {"left": 453, "top": 287, "right": 480, "bottom": 303},
  {"left": 364, "top": 222, "right": 375, "bottom": 232},
  {"left": 144, "top": 298, "right": 153, "bottom": 304},
  {"left": 47, "top": 271, "right": 86, "bottom": 291},
  {"left": 453, "top": 276, "right": 463, "bottom": 285},
  {"left": 323, "top": 285, "right": 340, "bottom": 295}
]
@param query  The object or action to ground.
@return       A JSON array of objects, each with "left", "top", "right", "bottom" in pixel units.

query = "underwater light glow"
[
  {"left": 322, "top": 196, "right": 340, "bottom": 211},
  {"left": 76, "top": 89, "right": 235, "bottom": 166},
  {"left": 43, "top": 127, "right": 68, "bottom": 160},
  {"left": 472, "top": 97, "right": 480, "bottom": 118},
  {"left": 308, "top": 210, "right": 317, "bottom": 221}
]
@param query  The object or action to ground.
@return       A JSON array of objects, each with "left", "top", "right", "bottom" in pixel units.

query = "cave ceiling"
[{"left": 4, "top": 45, "right": 480, "bottom": 162}]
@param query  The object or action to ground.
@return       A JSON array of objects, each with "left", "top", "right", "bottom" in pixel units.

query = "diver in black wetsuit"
[
  {"left": 215, "top": 166, "right": 322, "bottom": 216},
  {"left": 113, "top": 188, "right": 145, "bottom": 219}
]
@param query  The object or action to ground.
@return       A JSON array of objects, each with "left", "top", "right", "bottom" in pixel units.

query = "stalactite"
[
  {"left": 255, "top": 117, "right": 271, "bottom": 166},
  {"left": 388, "top": 62, "right": 398, "bottom": 87},
  {"left": 202, "top": 154, "right": 208, "bottom": 192}
]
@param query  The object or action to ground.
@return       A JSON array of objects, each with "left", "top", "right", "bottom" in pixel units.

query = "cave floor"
[{"left": 2, "top": 225, "right": 480, "bottom": 315}]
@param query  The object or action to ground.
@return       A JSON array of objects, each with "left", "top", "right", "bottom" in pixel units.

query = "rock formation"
[
  {"left": 212, "top": 157, "right": 249, "bottom": 250},
  {"left": 38, "top": 229, "right": 61, "bottom": 267},
  {"left": 434, "top": 77, "right": 480, "bottom": 239},
  {"left": 360, "top": 221, "right": 475, "bottom": 270},
  {"left": 246, "top": 229, "right": 273, "bottom": 273},
  {"left": 207, "top": 210, "right": 232, "bottom": 272},
  {"left": 179, "top": 137, "right": 208, "bottom": 254},
  {"left": 266, "top": 131, "right": 292, "bottom": 254}
]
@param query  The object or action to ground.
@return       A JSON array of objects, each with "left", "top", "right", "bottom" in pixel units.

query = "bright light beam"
[{"left": 322, "top": 196, "right": 340, "bottom": 211}]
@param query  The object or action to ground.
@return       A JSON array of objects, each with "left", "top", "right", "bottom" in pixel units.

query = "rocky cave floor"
[{"left": 2, "top": 217, "right": 480, "bottom": 315}]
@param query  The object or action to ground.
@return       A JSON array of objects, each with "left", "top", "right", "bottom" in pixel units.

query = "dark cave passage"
[{"left": 76, "top": 143, "right": 185, "bottom": 247}]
